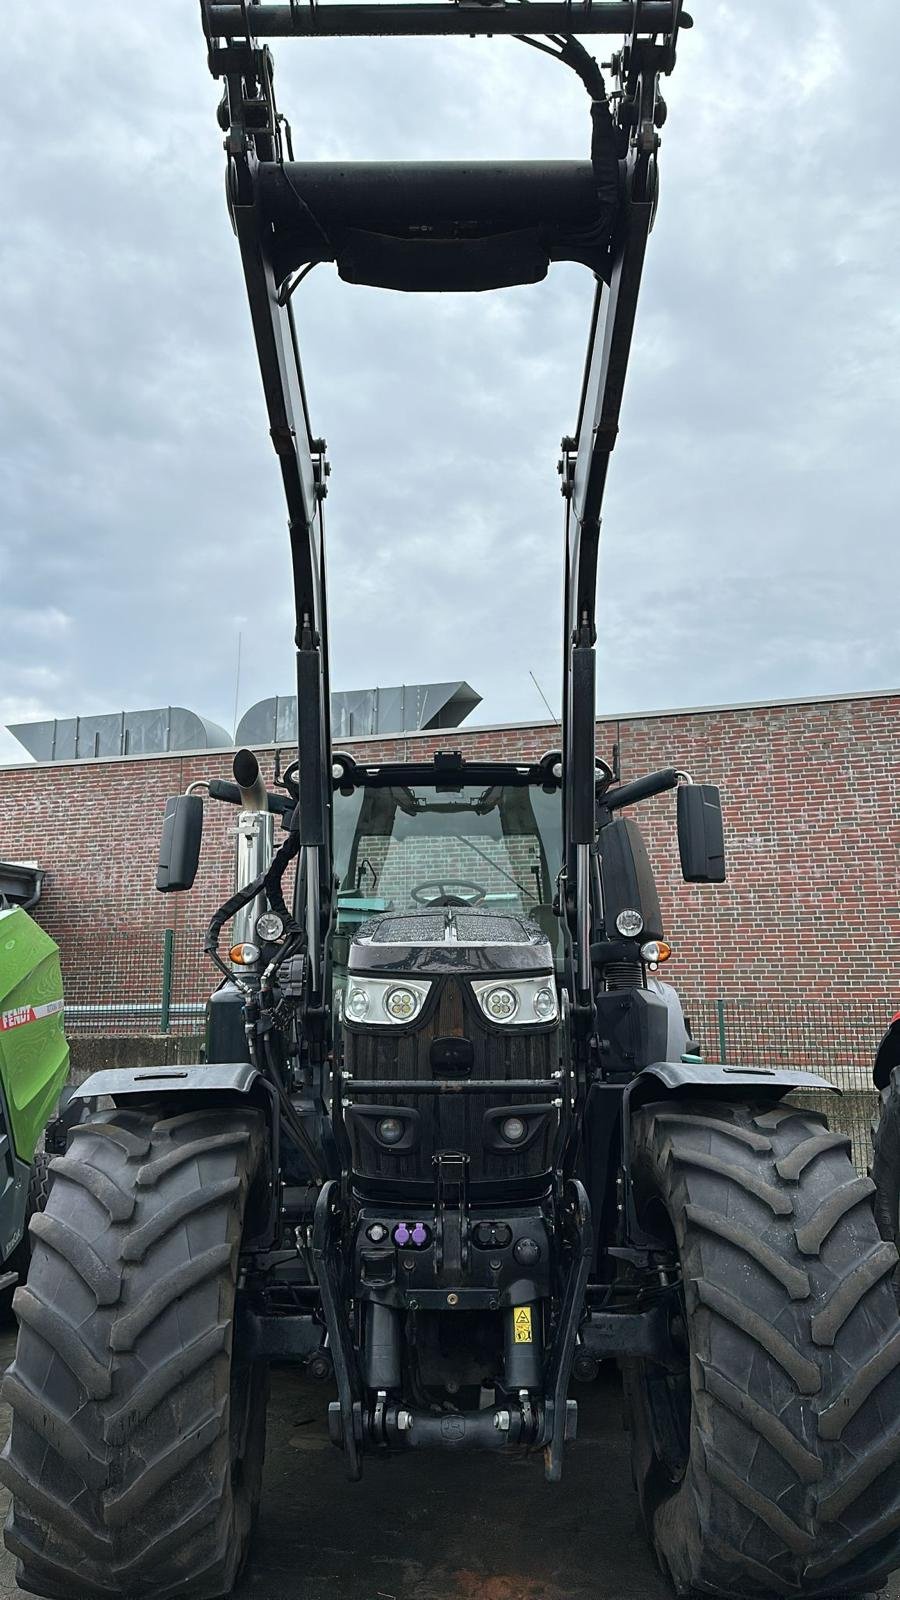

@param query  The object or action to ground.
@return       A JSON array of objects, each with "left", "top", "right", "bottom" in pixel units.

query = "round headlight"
[
  {"left": 533, "top": 986, "right": 557, "bottom": 1022},
  {"left": 346, "top": 986, "right": 370, "bottom": 1021},
  {"left": 256, "top": 911, "right": 285, "bottom": 942},
  {"left": 484, "top": 986, "right": 518, "bottom": 1022},
  {"left": 384, "top": 986, "right": 419, "bottom": 1022},
  {"left": 615, "top": 909, "right": 644, "bottom": 938},
  {"left": 377, "top": 1117, "right": 405, "bottom": 1146},
  {"left": 501, "top": 1116, "right": 527, "bottom": 1144}
]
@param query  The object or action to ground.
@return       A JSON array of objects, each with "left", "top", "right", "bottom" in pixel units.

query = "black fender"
[
  {"left": 633, "top": 1060, "right": 837, "bottom": 1101},
  {"left": 619, "top": 1060, "right": 837, "bottom": 1252},
  {"left": 72, "top": 1063, "right": 281, "bottom": 1246},
  {"left": 71, "top": 1062, "right": 262, "bottom": 1100},
  {"left": 874, "top": 1015, "right": 900, "bottom": 1091}
]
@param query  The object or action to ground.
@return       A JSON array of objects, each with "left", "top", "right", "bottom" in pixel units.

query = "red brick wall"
[{"left": 2, "top": 693, "right": 896, "bottom": 1004}]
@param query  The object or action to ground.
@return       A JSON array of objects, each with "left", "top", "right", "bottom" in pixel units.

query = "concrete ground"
[{"left": 0, "top": 1329, "right": 897, "bottom": 1600}]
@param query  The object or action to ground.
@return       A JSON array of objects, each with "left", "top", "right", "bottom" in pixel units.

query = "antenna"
[
  {"left": 232, "top": 630, "right": 242, "bottom": 742},
  {"left": 529, "top": 669, "right": 560, "bottom": 727}
]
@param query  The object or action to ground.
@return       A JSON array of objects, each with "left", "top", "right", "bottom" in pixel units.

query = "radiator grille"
[{"left": 343, "top": 976, "right": 557, "bottom": 1188}]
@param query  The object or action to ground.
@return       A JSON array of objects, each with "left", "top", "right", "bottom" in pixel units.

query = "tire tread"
[
  {"left": 1, "top": 1105, "right": 266, "bottom": 1600},
  {"left": 623, "top": 1097, "right": 900, "bottom": 1597}
]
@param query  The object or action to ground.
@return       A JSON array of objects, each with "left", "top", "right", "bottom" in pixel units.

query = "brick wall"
[{"left": 1, "top": 692, "right": 896, "bottom": 1004}]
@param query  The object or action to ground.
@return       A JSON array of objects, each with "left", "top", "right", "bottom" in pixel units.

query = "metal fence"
[
  {"left": 58, "top": 933, "right": 886, "bottom": 1170},
  {"left": 683, "top": 997, "right": 885, "bottom": 1173},
  {"left": 61, "top": 930, "right": 211, "bottom": 1038}
]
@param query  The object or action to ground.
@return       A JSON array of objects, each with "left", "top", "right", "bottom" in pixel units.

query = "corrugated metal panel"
[
  {"left": 7, "top": 708, "right": 233, "bottom": 762},
  {"left": 237, "top": 681, "right": 482, "bottom": 745},
  {"left": 7, "top": 681, "right": 482, "bottom": 762}
]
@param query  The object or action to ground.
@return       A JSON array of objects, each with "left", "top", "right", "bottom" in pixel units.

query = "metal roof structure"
[
  {"left": 7, "top": 682, "right": 481, "bottom": 763},
  {"left": 236, "top": 682, "right": 482, "bottom": 745},
  {"left": 7, "top": 707, "right": 233, "bottom": 763}
]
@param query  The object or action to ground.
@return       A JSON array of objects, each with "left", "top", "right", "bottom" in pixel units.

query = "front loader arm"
[
  {"left": 212, "top": 38, "right": 334, "bottom": 994},
  {"left": 202, "top": 0, "right": 690, "bottom": 1010}
]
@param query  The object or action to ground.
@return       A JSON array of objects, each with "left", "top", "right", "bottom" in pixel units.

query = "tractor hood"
[{"left": 348, "top": 906, "right": 554, "bottom": 978}]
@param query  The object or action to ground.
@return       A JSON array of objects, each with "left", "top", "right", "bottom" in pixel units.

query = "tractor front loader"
[{"left": 4, "top": 5, "right": 900, "bottom": 1599}]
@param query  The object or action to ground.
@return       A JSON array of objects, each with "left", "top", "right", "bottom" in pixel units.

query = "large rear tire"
[
  {"left": 622, "top": 1098, "right": 900, "bottom": 1598},
  {"left": 0, "top": 1104, "right": 268, "bottom": 1600}
]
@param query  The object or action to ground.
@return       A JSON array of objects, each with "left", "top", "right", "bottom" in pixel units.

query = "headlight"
[
  {"left": 472, "top": 976, "right": 559, "bottom": 1027},
  {"left": 533, "top": 986, "right": 557, "bottom": 1021},
  {"left": 483, "top": 986, "right": 518, "bottom": 1022},
  {"left": 500, "top": 1116, "right": 527, "bottom": 1144},
  {"left": 345, "top": 985, "right": 370, "bottom": 1021},
  {"left": 377, "top": 1117, "right": 405, "bottom": 1145},
  {"left": 615, "top": 908, "right": 644, "bottom": 937},
  {"left": 343, "top": 976, "right": 431, "bottom": 1026},
  {"left": 256, "top": 911, "right": 285, "bottom": 942},
  {"left": 383, "top": 985, "right": 420, "bottom": 1022}
]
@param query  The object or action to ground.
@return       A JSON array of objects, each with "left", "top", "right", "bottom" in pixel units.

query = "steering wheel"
[{"left": 410, "top": 879, "right": 487, "bottom": 907}]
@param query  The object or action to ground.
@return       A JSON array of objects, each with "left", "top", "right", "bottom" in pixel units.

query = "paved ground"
[{"left": 0, "top": 1329, "right": 897, "bottom": 1600}]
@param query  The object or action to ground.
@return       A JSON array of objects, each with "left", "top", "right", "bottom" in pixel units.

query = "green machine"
[{"left": 0, "top": 903, "right": 69, "bottom": 1280}]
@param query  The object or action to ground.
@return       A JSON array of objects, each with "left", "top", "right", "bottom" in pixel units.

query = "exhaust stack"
[
  {"left": 233, "top": 748, "right": 268, "bottom": 812},
  {"left": 230, "top": 750, "right": 275, "bottom": 964}
]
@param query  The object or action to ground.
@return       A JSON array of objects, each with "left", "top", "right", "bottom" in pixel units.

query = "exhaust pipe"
[
  {"left": 233, "top": 747, "right": 268, "bottom": 812},
  {"left": 230, "top": 749, "right": 275, "bottom": 964}
]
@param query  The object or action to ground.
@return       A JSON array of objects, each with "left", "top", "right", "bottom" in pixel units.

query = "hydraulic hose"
[{"left": 204, "top": 828, "right": 301, "bottom": 964}]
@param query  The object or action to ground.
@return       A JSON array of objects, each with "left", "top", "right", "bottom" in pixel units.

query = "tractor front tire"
[
  {"left": 622, "top": 1098, "right": 900, "bottom": 1598},
  {"left": 0, "top": 1148, "right": 55, "bottom": 1321},
  {"left": 0, "top": 1104, "right": 268, "bottom": 1600}
]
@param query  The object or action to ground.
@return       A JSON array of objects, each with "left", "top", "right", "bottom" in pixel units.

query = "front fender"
[
  {"left": 618, "top": 1060, "right": 837, "bottom": 1252},
  {"left": 72, "top": 1062, "right": 260, "bottom": 1099},
  {"left": 635, "top": 1060, "right": 837, "bottom": 1098},
  {"left": 71, "top": 1062, "right": 280, "bottom": 1248}
]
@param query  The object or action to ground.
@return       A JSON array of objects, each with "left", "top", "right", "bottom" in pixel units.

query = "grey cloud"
[{"left": 0, "top": 1, "right": 896, "bottom": 766}]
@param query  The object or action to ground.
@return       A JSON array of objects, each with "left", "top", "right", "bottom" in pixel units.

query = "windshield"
[{"left": 332, "top": 781, "right": 562, "bottom": 964}]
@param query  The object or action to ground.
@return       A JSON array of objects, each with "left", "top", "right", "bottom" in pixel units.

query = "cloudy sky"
[{"left": 1, "top": 1, "right": 897, "bottom": 764}]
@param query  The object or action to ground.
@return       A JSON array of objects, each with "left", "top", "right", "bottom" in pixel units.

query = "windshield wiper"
[{"left": 452, "top": 834, "right": 531, "bottom": 897}]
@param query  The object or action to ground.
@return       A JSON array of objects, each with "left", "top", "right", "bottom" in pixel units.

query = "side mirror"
[
  {"left": 677, "top": 784, "right": 725, "bottom": 883},
  {"left": 599, "top": 818, "right": 663, "bottom": 941},
  {"left": 156, "top": 794, "right": 204, "bottom": 892}
]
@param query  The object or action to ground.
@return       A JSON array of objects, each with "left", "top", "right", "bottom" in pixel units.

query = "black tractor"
[{"left": 4, "top": 5, "right": 900, "bottom": 1598}]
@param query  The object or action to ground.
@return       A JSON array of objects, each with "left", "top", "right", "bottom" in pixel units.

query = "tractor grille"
[{"left": 342, "top": 976, "right": 558, "bottom": 1191}]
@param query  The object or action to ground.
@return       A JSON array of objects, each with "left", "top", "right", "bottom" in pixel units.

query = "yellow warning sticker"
[{"left": 513, "top": 1306, "right": 533, "bottom": 1344}]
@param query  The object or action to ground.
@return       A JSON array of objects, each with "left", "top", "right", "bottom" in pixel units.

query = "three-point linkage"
[{"left": 201, "top": 0, "right": 690, "bottom": 1008}]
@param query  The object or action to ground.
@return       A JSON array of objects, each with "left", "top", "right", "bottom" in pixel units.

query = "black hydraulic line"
[
  {"left": 264, "top": 829, "right": 303, "bottom": 932},
  {"left": 205, "top": 2, "right": 678, "bottom": 38},
  {"left": 205, "top": 868, "right": 271, "bottom": 961},
  {"left": 260, "top": 1025, "right": 326, "bottom": 1181},
  {"left": 203, "top": 830, "right": 302, "bottom": 978},
  {"left": 277, "top": 260, "right": 318, "bottom": 306}
]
